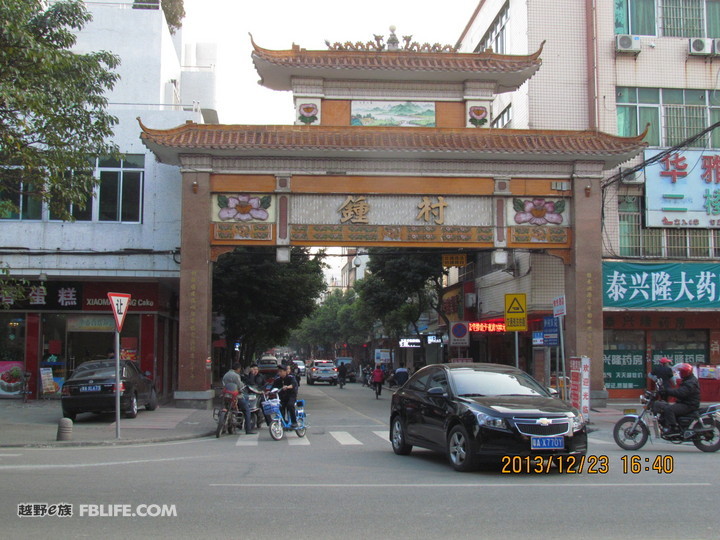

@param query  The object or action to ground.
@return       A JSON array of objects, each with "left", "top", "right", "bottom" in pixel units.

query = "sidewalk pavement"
[
  {"left": 0, "top": 395, "right": 640, "bottom": 448},
  {"left": 0, "top": 398, "right": 218, "bottom": 448}
]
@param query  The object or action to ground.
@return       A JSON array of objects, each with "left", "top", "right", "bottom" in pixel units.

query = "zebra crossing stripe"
[
  {"left": 235, "top": 433, "right": 259, "bottom": 446},
  {"left": 373, "top": 430, "right": 389, "bottom": 441},
  {"left": 329, "top": 431, "right": 362, "bottom": 445},
  {"left": 287, "top": 436, "right": 311, "bottom": 446}
]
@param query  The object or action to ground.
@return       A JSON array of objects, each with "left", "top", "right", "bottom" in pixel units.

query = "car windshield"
[
  {"left": 315, "top": 362, "right": 333, "bottom": 367},
  {"left": 451, "top": 370, "right": 550, "bottom": 398},
  {"left": 71, "top": 364, "right": 117, "bottom": 380}
]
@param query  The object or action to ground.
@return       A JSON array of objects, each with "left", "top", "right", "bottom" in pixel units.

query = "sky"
[{"left": 181, "top": 0, "right": 480, "bottom": 124}]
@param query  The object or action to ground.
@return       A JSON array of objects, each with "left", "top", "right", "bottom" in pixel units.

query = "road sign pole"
[
  {"left": 514, "top": 331, "right": 519, "bottom": 368},
  {"left": 559, "top": 315, "right": 566, "bottom": 401},
  {"left": 115, "top": 330, "right": 121, "bottom": 439}
]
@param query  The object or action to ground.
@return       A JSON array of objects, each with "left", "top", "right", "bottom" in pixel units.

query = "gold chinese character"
[
  {"left": 416, "top": 196, "right": 447, "bottom": 225},
  {"left": 338, "top": 196, "right": 370, "bottom": 224}
]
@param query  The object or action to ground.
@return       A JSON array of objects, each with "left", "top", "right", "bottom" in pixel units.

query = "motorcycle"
[{"left": 613, "top": 378, "right": 720, "bottom": 452}]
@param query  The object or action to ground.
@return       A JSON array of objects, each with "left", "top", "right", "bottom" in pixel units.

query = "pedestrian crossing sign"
[{"left": 504, "top": 294, "right": 527, "bottom": 331}]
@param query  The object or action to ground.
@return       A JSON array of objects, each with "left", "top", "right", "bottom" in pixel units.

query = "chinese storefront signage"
[
  {"left": 604, "top": 261, "right": 720, "bottom": 309},
  {"left": 603, "top": 350, "right": 645, "bottom": 390},
  {"left": 645, "top": 149, "right": 720, "bottom": 228},
  {"left": 468, "top": 321, "right": 506, "bottom": 332}
]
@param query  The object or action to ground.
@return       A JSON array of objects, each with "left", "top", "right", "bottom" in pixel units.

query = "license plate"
[
  {"left": 531, "top": 436, "right": 564, "bottom": 450},
  {"left": 80, "top": 385, "right": 101, "bottom": 392},
  {"left": 623, "top": 408, "right": 637, "bottom": 414}
]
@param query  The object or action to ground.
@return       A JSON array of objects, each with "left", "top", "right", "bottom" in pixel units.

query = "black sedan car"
[
  {"left": 61, "top": 360, "right": 157, "bottom": 421},
  {"left": 390, "top": 363, "right": 587, "bottom": 471}
]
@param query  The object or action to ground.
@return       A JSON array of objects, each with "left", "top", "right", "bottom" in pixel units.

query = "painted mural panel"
[
  {"left": 211, "top": 194, "right": 275, "bottom": 223},
  {"left": 351, "top": 101, "right": 435, "bottom": 127}
]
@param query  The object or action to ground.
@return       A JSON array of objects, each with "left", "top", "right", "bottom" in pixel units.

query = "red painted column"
[{"left": 25, "top": 314, "right": 40, "bottom": 399}]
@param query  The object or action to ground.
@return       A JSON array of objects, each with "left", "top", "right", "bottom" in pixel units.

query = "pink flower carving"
[
  {"left": 218, "top": 195, "right": 269, "bottom": 222},
  {"left": 514, "top": 198, "right": 564, "bottom": 225}
]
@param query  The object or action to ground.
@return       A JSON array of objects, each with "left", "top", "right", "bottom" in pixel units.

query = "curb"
[{"left": 0, "top": 430, "right": 216, "bottom": 449}]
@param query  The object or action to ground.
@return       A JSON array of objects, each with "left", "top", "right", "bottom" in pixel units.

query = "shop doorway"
[{"left": 67, "top": 332, "right": 114, "bottom": 371}]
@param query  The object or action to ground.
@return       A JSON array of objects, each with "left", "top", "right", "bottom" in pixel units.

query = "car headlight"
[
  {"left": 569, "top": 412, "right": 585, "bottom": 432},
  {"left": 472, "top": 410, "right": 506, "bottom": 430}
]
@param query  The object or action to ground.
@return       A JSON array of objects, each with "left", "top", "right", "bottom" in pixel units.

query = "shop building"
[
  {"left": 0, "top": 2, "right": 217, "bottom": 399},
  {"left": 457, "top": 0, "right": 720, "bottom": 399}
]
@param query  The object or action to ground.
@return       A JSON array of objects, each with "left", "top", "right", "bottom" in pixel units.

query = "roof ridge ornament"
[{"left": 324, "top": 25, "right": 458, "bottom": 53}]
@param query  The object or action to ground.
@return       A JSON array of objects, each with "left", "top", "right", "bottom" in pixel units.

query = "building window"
[
  {"left": 98, "top": 155, "right": 144, "bottom": 222},
  {"left": 615, "top": 0, "right": 720, "bottom": 37},
  {"left": 616, "top": 87, "right": 719, "bottom": 148},
  {"left": 0, "top": 173, "right": 43, "bottom": 221},
  {"left": 475, "top": 2, "right": 509, "bottom": 54},
  {"left": 617, "top": 195, "right": 718, "bottom": 258},
  {"left": 491, "top": 104, "right": 512, "bottom": 128},
  {"left": 614, "top": 0, "right": 657, "bottom": 35}
]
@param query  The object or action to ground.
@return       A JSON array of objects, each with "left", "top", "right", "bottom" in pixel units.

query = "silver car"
[{"left": 306, "top": 360, "right": 338, "bottom": 385}]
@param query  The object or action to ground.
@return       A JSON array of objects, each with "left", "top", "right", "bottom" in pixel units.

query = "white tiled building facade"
[{"left": 456, "top": 0, "right": 720, "bottom": 397}]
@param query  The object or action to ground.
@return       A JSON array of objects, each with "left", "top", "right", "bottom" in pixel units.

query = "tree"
[
  {"left": 212, "top": 247, "right": 327, "bottom": 365},
  {"left": 133, "top": 0, "right": 185, "bottom": 34},
  {"left": 358, "top": 248, "right": 450, "bottom": 362},
  {"left": 0, "top": 0, "right": 120, "bottom": 221}
]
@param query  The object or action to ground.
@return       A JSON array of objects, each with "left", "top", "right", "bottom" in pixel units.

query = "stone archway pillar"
[
  {"left": 175, "top": 168, "right": 214, "bottom": 408},
  {"left": 565, "top": 162, "right": 607, "bottom": 407}
]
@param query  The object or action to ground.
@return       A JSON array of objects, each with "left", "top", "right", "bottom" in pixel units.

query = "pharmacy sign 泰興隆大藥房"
[
  {"left": 644, "top": 149, "right": 720, "bottom": 228},
  {"left": 603, "top": 261, "right": 720, "bottom": 309}
]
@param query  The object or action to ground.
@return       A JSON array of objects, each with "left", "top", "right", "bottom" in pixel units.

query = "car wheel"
[
  {"left": 125, "top": 393, "right": 138, "bottom": 418},
  {"left": 391, "top": 416, "right": 412, "bottom": 455},
  {"left": 62, "top": 410, "right": 76, "bottom": 421},
  {"left": 307, "top": 379, "right": 314, "bottom": 385},
  {"left": 145, "top": 388, "right": 158, "bottom": 411},
  {"left": 447, "top": 425, "right": 478, "bottom": 472}
]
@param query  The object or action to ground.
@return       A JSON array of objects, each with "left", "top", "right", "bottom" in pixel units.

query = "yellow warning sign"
[{"left": 504, "top": 294, "right": 527, "bottom": 331}]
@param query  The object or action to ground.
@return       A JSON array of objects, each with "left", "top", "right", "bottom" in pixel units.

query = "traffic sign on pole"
[
  {"left": 107, "top": 292, "right": 131, "bottom": 332},
  {"left": 504, "top": 294, "right": 527, "bottom": 331}
]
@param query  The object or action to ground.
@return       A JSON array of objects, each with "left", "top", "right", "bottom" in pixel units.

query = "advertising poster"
[{"left": 0, "top": 361, "right": 24, "bottom": 397}]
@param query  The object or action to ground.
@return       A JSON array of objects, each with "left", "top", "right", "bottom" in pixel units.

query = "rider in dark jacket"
[
  {"left": 272, "top": 364, "right": 299, "bottom": 427},
  {"left": 656, "top": 363, "right": 700, "bottom": 435}
]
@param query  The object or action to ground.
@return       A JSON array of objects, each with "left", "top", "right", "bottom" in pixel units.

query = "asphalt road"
[{"left": 2, "top": 383, "right": 719, "bottom": 539}]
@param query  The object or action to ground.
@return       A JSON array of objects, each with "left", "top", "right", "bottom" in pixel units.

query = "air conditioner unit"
[
  {"left": 615, "top": 34, "right": 641, "bottom": 54},
  {"left": 714, "top": 38, "right": 720, "bottom": 55},
  {"left": 620, "top": 168, "right": 646, "bottom": 185},
  {"left": 689, "top": 38, "right": 713, "bottom": 55}
]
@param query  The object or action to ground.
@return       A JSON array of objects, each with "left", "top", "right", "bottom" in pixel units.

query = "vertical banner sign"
[
  {"left": 107, "top": 292, "right": 131, "bottom": 439},
  {"left": 552, "top": 295, "right": 566, "bottom": 317},
  {"left": 569, "top": 356, "right": 591, "bottom": 421}
]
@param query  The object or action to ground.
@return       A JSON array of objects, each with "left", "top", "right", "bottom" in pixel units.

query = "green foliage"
[
  {"left": 358, "top": 248, "right": 450, "bottom": 345},
  {"left": 291, "top": 288, "right": 375, "bottom": 356},
  {"left": 213, "top": 248, "right": 327, "bottom": 363},
  {"left": 0, "top": 0, "right": 120, "bottom": 221}
]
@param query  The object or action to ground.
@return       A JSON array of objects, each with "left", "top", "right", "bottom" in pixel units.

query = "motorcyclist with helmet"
[{"left": 654, "top": 363, "right": 700, "bottom": 436}]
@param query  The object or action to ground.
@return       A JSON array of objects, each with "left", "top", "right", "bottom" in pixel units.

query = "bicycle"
[
  {"left": 213, "top": 390, "right": 245, "bottom": 438},
  {"left": 262, "top": 392, "right": 307, "bottom": 440},
  {"left": 373, "top": 381, "right": 382, "bottom": 399}
]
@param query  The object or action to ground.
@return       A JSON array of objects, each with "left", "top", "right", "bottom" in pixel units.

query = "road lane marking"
[
  {"left": 373, "top": 430, "right": 388, "bottom": 441},
  {"left": 0, "top": 453, "right": 23, "bottom": 457},
  {"left": 210, "top": 482, "right": 712, "bottom": 488},
  {"left": 287, "top": 436, "right": 310, "bottom": 445},
  {"left": 587, "top": 437, "right": 615, "bottom": 445},
  {"left": 0, "top": 455, "right": 203, "bottom": 471},
  {"left": 235, "top": 433, "right": 259, "bottom": 446},
  {"left": 329, "top": 431, "right": 362, "bottom": 445}
]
